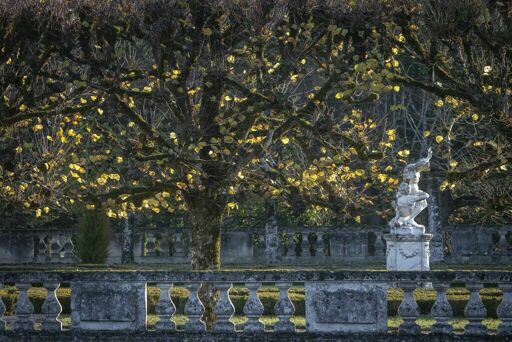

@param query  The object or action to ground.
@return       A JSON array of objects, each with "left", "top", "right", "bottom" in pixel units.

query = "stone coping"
[
  {"left": 0, "top": 331, "right": 510, "bottom": 342},
  {"left": 0, "top": 270, "right": 511, "bottom": 283}
]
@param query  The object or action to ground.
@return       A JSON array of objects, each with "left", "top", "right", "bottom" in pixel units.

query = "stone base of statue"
[{"left": 383, "top": 230, "right": 432, "bottom": 271}]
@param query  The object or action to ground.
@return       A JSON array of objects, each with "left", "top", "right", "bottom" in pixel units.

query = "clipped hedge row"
[{"left": 0, "top": 286, "right": 503, "bottom": 318}]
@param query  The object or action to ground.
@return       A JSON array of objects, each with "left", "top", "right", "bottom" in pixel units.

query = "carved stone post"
[
  {"left": 431, "top": 283, "right": 453, "bottom": 334},
  {"left": 184, "top": 282, "right": 206, "bottom": 331},
  {"left": 274, "top": 282, "right": 295, "bottom": 332},
  {"left": 498, "top": 283, "right": 512, "bottom": 335},
  {"left": 155, "top": 282, "right": 176, "bottom": 331},
  {"left": 41, "top": 282, "right": 62, "bottom": 331},
  {"left": 464, "top": 283, "right": 487, "bottom": 335},
  {"left": 243, "top": 282, "right": 265, "bottom": 332},
  {"left": 398, "top": 281, "right": 420, "bottom": 334},
  {"left": 0, "top": 284, "right": 5, "bottom": 331},
  {"left": 214, "top": 282, "right": 235, "bottom": 332},
  {"left": 14, "top": 283, "right": 34, "bottom": 331}
]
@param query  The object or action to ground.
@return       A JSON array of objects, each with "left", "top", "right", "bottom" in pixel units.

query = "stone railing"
[
  {"left": 0, "top": 271, "right": 511, "bottom": 341},
  {"left": 1, "top": 225, "right": 510, "bottom": 266}
]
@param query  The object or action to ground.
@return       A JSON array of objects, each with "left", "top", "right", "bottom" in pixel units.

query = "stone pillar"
[
  {"left": 383, "top": 233, "right": 432, "bottom": 271},
  {"left": 121, "top": 214, "right": 135, "bottom": 264},
  {"left": 427, "top": 179, "right": 445, "bottom": 263},
  {"left": 264, "top": 200, "right": 279, "bottom": 264},
  {"left": 36, "top": 235, "right": 48, "bottom": 263},
  {"left": 49, "top": 236, "right": 61, "bottom": 263}
]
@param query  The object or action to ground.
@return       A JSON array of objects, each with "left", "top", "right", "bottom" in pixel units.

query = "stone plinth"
[
  {"left": 383, "top": 233, "right": 432, "bottom": 271},
  {"left": 71, "top": 281, "right": 147, "bottom": 331},
  {"left": 305, "top": 282, "right": 387, "bottom": 333}
]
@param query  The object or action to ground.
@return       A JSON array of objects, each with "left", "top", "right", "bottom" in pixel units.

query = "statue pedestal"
[{"left": 383, "top": 233, "right": 432, "bottom": 271}]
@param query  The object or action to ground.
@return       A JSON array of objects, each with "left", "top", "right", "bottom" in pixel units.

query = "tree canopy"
[{"left": 0, "top": 0, "right": 511, "bottom": 269}]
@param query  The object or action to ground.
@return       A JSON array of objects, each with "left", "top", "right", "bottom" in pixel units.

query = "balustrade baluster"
[
  {"left": 184, "top": 282, "right": 206, "bottom": 331},
  {"left": 41, "top": 282, "right": 62, "bottom": 331},
  {"left": 464, "top": 283, "right": 487, "bottom": 335},
  {"left": 274, "top": 282, "right": 295, "bottom": 332},
  {"left": 430, "top": 283, "right": 453, "bottom": 334},
  {"left": 50, "top": 237, "right": 61, "bottom": 262},
  {"left": 498, "top": 283, "right": 512, "bottom": 335},
  {"left": 498, "top": 230, "right": 510, "bottom": 254},
  {"left": 145, "top": 234, "right": 156, "bottom": 257},
  {"left": 36, "top": 235, "right": 47, "bottom": 262},
  {"left": 374, "top": 231, "right": 385, "bottom": 256},
  {"left": 155, "top": 282, "right": 176, "bottom": 331},
  {"left": 214, "top": 282, "right": 235, "bottom": 332},
  {"left": 62, "top": 236, "right": 75, "bottom": 259},
  {"left": 243, "top": 282, "right": 265, "bottom": 332},
  {"left": 398, "top": 281, "right": 420, "bottom": 334},
  {"left": 0, "top": 284, "right": 5, "bottom": 331},
  {"left": 14, "top": 283, "right": 34, "bottom": 331}
]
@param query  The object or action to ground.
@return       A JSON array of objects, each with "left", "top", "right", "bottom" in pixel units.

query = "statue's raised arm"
[{"left": 403, "top": 147, "right": 432, "bottom": 175}]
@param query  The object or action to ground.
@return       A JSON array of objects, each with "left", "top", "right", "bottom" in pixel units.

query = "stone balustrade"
[
  {"left": 0, "top": 270, "right": 511, "bottom": 340},
  {"left": 0, "top": 225, "right": 510, "bottom": 266}
]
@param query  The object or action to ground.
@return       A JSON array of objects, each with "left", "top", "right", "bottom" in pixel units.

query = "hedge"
[{"left": 0, "top": 286, "right": 503, "bottom": 318}]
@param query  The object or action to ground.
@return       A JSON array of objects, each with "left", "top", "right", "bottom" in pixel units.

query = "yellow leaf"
[
  {"left": 335, "top": 92, "right": 344, "bottom": 99},
  {"left": 227, "top": 202, "right": 237, "bottom": 209},
  {"left": 43, "top": 207, "right": 50, "bottom": 214},
  {"left": 35, "top": 209, "right": 42, "bottom": 218},
  {"left": 434, "top": 99, "right": 444, "bottom": 107},
  {"left": 393, "top": 85, "right": 400, "bottom": 92},
  {"left": 19, "top": 104, "right": 27, "bottom": 112},
  {"left": 472, "top": 114, "right": 479, "bottom": 122},
  {"left": 354, "top": 216, "right": 361, "bottom": 223},
  {"left": 377, "top": 173, "right": 387, "bottom": 182},
  {"left": 85, "top": 204, "right": 95, "bottom": 210},
  {"left": 203, "top": 27, "right": 212, "bottom": 36},
  {"left": 116, "top": 156, "right": 123, "bottom": 164},
  {"left": 435, "top": 135, "right": 444, "bottom": 144},
  {"left": 355, "top": 169, "right": 365, "bottom": 176},
  {"left": 80, "top": 98, "right": 87, "bottom": 104},
  {"left": 15, "top": 146, "right": 22, "bottom": 153},
  {"left": 473, "top": 141, "right": 483, "bottom": 147},
  {"left": 300, "top": 58, "right": 306, "bottom": 65},
  {"left": 227, "top": 55, "right": 235, "bottom": 63},
  {"left": 97, "top": 108, "right": 104, "bottom": 115},
  {"left": 224, "top": 136, "right": 234, "bottom": 143},
  {"left": 423, "top": 131, "right": 431, "bottom": 137},
  {"left": 449, "top": 160, "right": 458, "bottom": 168},
  {"left": 32, "top": 124, "right": 43, "bottom": 132},
  {"left": 397, "top": 149, "right": 410, "bottom": 157},
  {"left": 281, "top": 136, "right": 290, "bottom": 144},
  {"left": 143, "top": 86, "right": 152, "bottom": 92}
]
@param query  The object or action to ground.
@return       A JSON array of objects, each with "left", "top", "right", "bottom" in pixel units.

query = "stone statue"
[{"left": 389, "top": 148, "right": 432, "bottom": 235}]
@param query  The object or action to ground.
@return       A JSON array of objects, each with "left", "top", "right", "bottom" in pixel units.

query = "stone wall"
[
  {"left": 0, "top": 270, "right": 511, "bottom": 339},
  {"left": 0, "top": 225, "right": 510, "bottom": 266}
]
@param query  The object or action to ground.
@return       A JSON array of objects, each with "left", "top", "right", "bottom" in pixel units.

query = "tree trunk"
[
  {"left": 187, "top": 194, "right": 224, "bottom": 329},
  {"left": 121, "top": 214, "right": 135, "bottom": 264}
]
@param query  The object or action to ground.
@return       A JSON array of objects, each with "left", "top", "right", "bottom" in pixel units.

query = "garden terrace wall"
[{"left": 0, "top": 225, "right": 511, "bottom": 265}]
